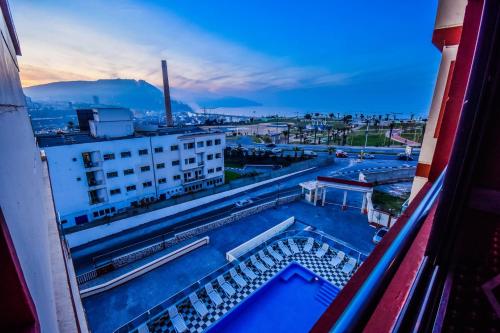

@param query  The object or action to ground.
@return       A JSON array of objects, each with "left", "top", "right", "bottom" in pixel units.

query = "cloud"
[{"left": 13, "top": 0, "right": 353, "bottom": 95}]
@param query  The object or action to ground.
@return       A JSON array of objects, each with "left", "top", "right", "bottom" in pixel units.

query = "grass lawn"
[
  {"left": 224, "top": 170, "right": 243, "bottom": 183},
  {"left": 371, "top": 190, "right": 408, "bottom": 213}
]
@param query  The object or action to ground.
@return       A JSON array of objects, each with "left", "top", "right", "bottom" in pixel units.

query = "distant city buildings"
[{"left": 38, "top": 107, "right": 225, "bottom": 227}]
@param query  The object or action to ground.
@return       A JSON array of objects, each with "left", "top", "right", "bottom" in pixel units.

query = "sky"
[{"left": 11, "top": 0, "right": 440, "bottom": 115}]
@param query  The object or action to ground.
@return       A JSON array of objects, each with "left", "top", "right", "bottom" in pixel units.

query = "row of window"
[
  {"left": 183, "top": 139, "right": 222, "bottom": 150},
  {"left": 100, "top": 139, "right": 221, "bottom": 161},
  {"left": 102, "top": 145, "right": 180, "bottom": 161},
  {"left": 105, "top": 160, "right": 181, "bottom": 178}
]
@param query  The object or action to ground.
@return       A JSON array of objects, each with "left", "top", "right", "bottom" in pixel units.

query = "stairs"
[{"left": 315, "top": 282, "right": 339, "bottom": 307}]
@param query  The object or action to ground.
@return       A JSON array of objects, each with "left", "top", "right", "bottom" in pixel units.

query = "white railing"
[
  {"left": 80, "top": 236, "right": 209, "bottom": 298},
  {"left": 226, "top": 216, "right": 295, "bottom": 262}
]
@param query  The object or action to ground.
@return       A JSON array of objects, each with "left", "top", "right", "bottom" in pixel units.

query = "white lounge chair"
[
  {"left": 342, "top": 257, "right": 357, "bottom": 275},
  {"left": 330, "top": 251, "right": 346, "bottom": 267},
  {"left": 230, "top": 268, "right": 247, "bottom": 288},
  {"left": 267, "top": 246, "right": 283, "bottom": 262},
  {"left": 239, "top": 262, "right": 258, "bottom": 280},
  {"left": 188, "top": 292, "right": 208, "bottom": 318},
  {"left": 258, "top": 250, "right": 275, "bottom": 267},
  {"left": 217, "top": 276, "right": 236, "bottom": 297},
  {"left": 278, "top": 241, "right": 292, "bottom": 256},
  {"left": 168, "top": 305, "right": 188, "bottom": 333},
  {"left": 204, "top": 283, "right": 223, "bottom": 306},
  {"left": 288, "top": 238, "right": 300, "bottom": 254},
  {"left": 303, "top": 237, "right": 315, "bottom": 253},
  {"left": 315, "top": 243, "right": 329, "bottom": 258},
  {"left": 250, "top": 255, "right": 268, "bottom": 273}
]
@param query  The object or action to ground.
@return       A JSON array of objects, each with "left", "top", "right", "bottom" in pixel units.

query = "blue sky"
[{"left": 12, "top": 0, "right": 439, "bottom": 115}]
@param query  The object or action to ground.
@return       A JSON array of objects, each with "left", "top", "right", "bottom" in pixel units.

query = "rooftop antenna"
[{"left": 161, "top": 60, "right": 174, "bottom": 127}]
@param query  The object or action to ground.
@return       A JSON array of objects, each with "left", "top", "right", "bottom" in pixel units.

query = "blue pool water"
[{"left": 206, "top": 262, "right": 339, "bottom": 333}]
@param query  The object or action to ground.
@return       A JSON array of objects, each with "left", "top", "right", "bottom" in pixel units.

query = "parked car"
[
  {"left": 372, "top": 227, "right": 389, "bottom": 244},
  {"left": 271, "top": 147, "right": 283, "bottom": 154},
  {"left": 235, "top": 199, "right": 253, "bottom": 208},
  {"left": 336, "top": 150, "right": 348, "bottom": 158},
  {"left": 358, "top": 153, "right": 375, "bottom": 159},
  {"left": 397, "top": 153, "right": 414, "bottom": 161},
  {"left": 303, "top": 150, "right": 317, "bottom": 157},
  {"left": 266, "top": 143, "right": 276, "bottom": 148}
]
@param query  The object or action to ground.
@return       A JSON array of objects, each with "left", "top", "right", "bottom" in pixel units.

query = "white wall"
[{"left": 0, "top": 7, "right": 59, "bottom": 331}]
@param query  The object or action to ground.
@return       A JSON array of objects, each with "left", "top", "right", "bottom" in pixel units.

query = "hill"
[{"left": 24, "top": 79, "right": 192, "bottom": 112}]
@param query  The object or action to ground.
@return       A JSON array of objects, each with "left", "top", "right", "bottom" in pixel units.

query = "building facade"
[
  {"left": 0, "top": 1, "right": 87, "bottom": 331},
  {"left": 38, "top": 119, "right": 225, "bottom": 227}
]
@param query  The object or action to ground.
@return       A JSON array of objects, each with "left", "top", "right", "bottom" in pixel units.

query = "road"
[{"left": 226, "top": 140, "right": 420, "bottom": 157}]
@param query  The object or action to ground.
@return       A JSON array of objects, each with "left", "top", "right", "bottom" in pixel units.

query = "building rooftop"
[{"left": 36, "top": 126, "right": 220, "bottom": 148}]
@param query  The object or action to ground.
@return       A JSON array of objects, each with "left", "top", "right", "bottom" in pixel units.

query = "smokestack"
[{"left": 161, "top": 60, "right": 174, "bottom": 127}]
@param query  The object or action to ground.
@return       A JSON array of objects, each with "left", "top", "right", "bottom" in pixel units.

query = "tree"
[
  {"left": 67, "top": 121, "right": 75, "bottom": 131},
  {"left": 304, "top": 113, "right": 312, "bottom": 121},
  {"left": 387, "top": 121, "right": 395, "bottom": 147},
  {"left": 328, "top": 113, "right": 335, "bottom": 119},
  {"left": 327, "top": 146, "right": 334, "bottom": 155},
  {"left": 293, "top": 146, "right": 300, "bottom": 159}
]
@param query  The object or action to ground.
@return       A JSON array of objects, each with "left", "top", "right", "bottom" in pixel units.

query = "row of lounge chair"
[
  {"left": 303, "top": 237, "right": 358, "bottom": 275},
  {"left": 163, "top": 237, "right": 356, "bottom": 332}
]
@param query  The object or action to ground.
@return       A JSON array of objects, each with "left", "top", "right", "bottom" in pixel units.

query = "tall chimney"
[{"left": 161, "top": 60, "right": 174, "bottom": 127}]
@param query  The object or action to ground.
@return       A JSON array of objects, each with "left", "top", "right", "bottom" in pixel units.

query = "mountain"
[
  {"left": 23, "top": 79, "right": 192, "bottom": 112},
  {"left": 197, "top": 96, "right": 262, "bottom": 109}
]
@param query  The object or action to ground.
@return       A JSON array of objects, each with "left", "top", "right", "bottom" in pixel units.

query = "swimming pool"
[{"left": 206, "top": 262, "right": 339, "bottom": 333}]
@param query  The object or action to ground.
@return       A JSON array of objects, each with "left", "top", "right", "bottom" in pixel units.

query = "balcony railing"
[
  {"left": 87, "top": 179, "right": 104, "bottom": 187},
  {"left": 84, "top": 161, "right": 101, "bottom": 169},
  {"left": 183, "top": 176, "right": 205, "bottom": 184},
  {"left": 330, "top": 169, "right": 446, "bottom": 333},
  {"left": 89, "top": 197, "right": 105, "bottom": 205}
]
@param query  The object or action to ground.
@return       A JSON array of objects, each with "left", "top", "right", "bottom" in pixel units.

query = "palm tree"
[
  {"left": 304, "top": 113, "right": 312, "bottom": 121},
  {"left": 293, "top": 146, "right": 300, "bottom": 159},
  {"left": 327, "top": 146, "right": 334, "bottom": 155},
  {"left": 387, "top": 121, "right": 395, "bottom": 147}
]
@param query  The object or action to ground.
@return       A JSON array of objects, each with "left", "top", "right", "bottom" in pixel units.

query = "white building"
[{"left": 38, "top": 108, "right": 225, "bottom": 227}]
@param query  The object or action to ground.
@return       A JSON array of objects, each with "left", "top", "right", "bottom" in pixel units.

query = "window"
[
  {"left": 172, "top": 160, "right": 180, "bottom": 166},
  {"left": 93, "top": 212, "right": 99, "bottom": 218},
  {"left": 184, "top": 142, "right": 195, "bottom": 149},
  {"left": 138, "top": 149, "right": 148, "bottom": 156},
  {"left": 216, "top": 153, "right": 222, "bottom": 159},
  {"left": 124, "top": 168, "right": 134, "bottom": 175},
  {"left": 206, "top": 140, "right": 213, "bottom": 146},
  {"left": 207, "top": 154, "right": 214, "bottom": 160},
  {"left": 208, "top": 168, "right": 214, "bottom": 174},
  {"left": 140, "top": 166, "right": 151, "bottom": 172},
  {"left": 156, "top": 163, "right": 165, "bottom": 169},
  {"left": 158, "top": 178, "right": 167, "bottom": 184},
  {"left": 173, "top": 175, "right": 181, "bottom": 181},
  {"left": 107, "top": 171, "right": 118, "bottom": 178},
  {"left": 215, "top": 139, "right": 221, "bottom": 145},
  {"left": 216, "top": 167, "right": 222, "bottom": 172},
  {"left": 154, "top": 147, "right": 163, "bottom": 153},
  {"left": 110, "top": 188, "right": 121, "bottom": 195},
  {"left": 171, "top": 144, "right": 179, "bottom": 151},
  {"left": 184, "top": 158, "right": 195, "bottom": 164},
  {"left": 103, "top": 153, "right": 115, "bottom": 160},
  {"left": 110, "top": 207, "right": 116, "bottom": 213},
  {"left": 105, "top": 208, "right": 110, "bottom": 214},
  {"left": 143, "top": 181, "right": 153, "bottom": 188},
  {"left": 126, "top": 185, "right": 136, "bottom": 192},
  {"left": 197, "top": 141, "right": 204, "bottom": 148},
  {"left": 121, "top": 151, "right": 131, "bottom": 158}
]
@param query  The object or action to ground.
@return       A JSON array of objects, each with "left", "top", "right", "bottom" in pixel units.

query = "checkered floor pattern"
[{"left": 147, "top": 239, "right": 358, "bottom": 333}]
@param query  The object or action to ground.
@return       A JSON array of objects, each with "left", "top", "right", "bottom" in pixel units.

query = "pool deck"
[
  {"left": 82, "top": 191, "right": 374, "bottom": 333},
  {"left": 148, "top": 240, "right": 356, "bottom": 333}
]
